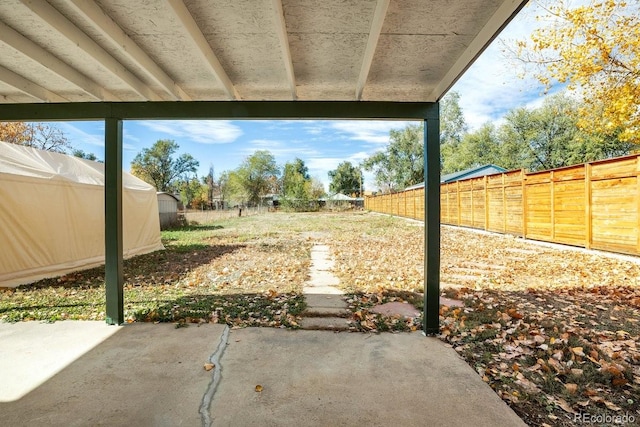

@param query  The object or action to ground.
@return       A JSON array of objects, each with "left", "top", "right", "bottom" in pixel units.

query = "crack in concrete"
[{"left": 200, "top": 325, "right": 230, "bottom": 427}]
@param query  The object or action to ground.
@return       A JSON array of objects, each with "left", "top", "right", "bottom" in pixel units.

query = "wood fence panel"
[
  {"left": 505, "top": 186, "right": 523, "bottom": 235},
  {"left": 525, "top": 172, "right": 552, "bottom": 241},
  {"left": 417, "top": 188, "right": 425, "bottom": 221},
  {"left": 440, "top": 187, "right": 450, "bottom": 223},
  {"left": 487, "top": 174, "right": 504, "bottom": 232},
  {"left": 471, "top": 177, "right": 486, "bottom": 229},
  {"left": 504, "top": 170, "right": 524, "bottom": 235},
  {"left": 590, "top": 157, "right": 638, "bottom": 254},
  {"left": 553, "top": 166, "right": 585, "bottom": 246},
  {"left": 448, "top": 184, "right": 459, "bottom": 225},
  {"left": 399, "top": 192, "right": 406, "bottom": 217},
  {"left": 591, "top": 177, "right": 638, "bottom": 254},
  {"left": 458, "top": 180, "right": 473, "bottom": 227},
  {"left": 553, "top": 179, "right": 585, "bottom": 246}
]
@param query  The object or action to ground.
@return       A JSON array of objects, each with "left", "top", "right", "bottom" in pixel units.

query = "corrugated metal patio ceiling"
[{"left": 0, "top": 0, "right": 527, "bottom": 105}]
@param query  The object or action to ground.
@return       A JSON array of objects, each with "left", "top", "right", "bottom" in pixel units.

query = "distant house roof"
[{"left": 404, "top": 164, "right": 507, "bottom": 190}]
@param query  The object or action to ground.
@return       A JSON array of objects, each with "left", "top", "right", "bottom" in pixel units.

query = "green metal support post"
[
  {"left": 105, "top": 117, "right": 124, "bottom": 325},
  {"left": 423, "top": 108, "right": 440, "bottom": 335}
]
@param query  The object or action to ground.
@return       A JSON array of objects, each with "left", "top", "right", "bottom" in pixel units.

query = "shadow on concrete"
[{"left": 0, "top": 322, "right": 224, "bottom": 426}]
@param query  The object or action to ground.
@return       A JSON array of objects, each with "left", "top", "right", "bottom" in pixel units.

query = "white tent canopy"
[{"left": 0, "top": 141, "right": 164, "bottom": 287}]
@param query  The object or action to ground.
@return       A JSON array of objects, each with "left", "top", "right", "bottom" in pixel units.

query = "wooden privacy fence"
[{"left": 365, "top": 154, "right": 640, "bottom": 256}]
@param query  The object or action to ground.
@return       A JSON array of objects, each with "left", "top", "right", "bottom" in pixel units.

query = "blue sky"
[{"left": 55, "top": 3, "right": 547, "bottom": 192}]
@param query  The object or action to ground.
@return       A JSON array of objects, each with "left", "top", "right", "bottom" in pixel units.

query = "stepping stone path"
[
  {"left": 299, "top": 242, "right": 465, "bottom": 331},
  {"left": 300, "top": 245, "right": 351, "bottom": 331}
]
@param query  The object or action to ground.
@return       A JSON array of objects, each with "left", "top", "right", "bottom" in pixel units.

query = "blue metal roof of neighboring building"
[
  {"left": 404, "top": 164, "right": 507, "bottom": 190},
  {"left": 441, "top": 164, "right": 507, "bottom": 183}
]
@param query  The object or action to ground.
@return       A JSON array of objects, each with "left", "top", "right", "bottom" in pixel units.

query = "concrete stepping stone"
[
  {"left": 299, "top": 316, "right": 350, "bottom": 331},
  {"left": 370, "top": 302, "right": 420, "bottom": 318},
  {"left": 303, "top": 294, "right": 350, "bottom": 317},
  {"left": 305, "top": 294, "right": 347, "bottom": 309},
  {"left": 301, "top": 243, "right": 350, "bottom": 330},
  {"left": 306, "top": 270, "right": 340, "bottom": 287},
  {"left": 303, "top": 286, "right": 343, "bottom": 295}
]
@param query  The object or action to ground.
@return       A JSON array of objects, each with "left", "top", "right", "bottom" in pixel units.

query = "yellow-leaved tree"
[
  {"left": 0, "top": 122, "right": 71, "bottom": 152},
  {"left": 517, "top": 0, "right": 639, "bottom": 143}
]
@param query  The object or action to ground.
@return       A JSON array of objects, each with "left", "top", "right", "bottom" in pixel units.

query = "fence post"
[
  {"left": 469, "top": 179, "right": 476, "bottom": 227},
  {"left": 456, "top": 180, "right": 461, "bottom": 226},
  {"left": 550, "top": 171, "right": 555, "bottom": 241},
  {"left": 521, "top": 169, "right": 527, "bottom": 238},
  {"left": 636, "top": 156, "right": 640, "bottom": 253},
  {"left": 484, "top": 175, "right": 489, "bottom": 231},
  {"left": 585, "top": 163, "right": 592, "bottom": 249},
  {"left": 502, "top": 173, "right": 507, "bottom": 233}
]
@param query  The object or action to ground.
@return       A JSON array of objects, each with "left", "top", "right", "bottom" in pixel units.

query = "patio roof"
[
  {"left": 0, "top": 0, "right": 529, "bottom": 331},
  {"left": 0, "top": 0, "right": 526, "bottom": 104}
]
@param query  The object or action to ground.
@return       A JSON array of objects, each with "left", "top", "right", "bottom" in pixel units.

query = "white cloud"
[
  {"left": 242, "top": 139, "right": 320, "bottom": 158},
  {"left": 59, "top": 122, "right": 104, "bottom": 147},
  {"left": 451, "top": 2, "right": 548, "bottom": 131},
  {"left": 330, "top": 120, "right": 415, "bottom": 145},
  {"left": 139, "top": 120, "right": 242, "bottom": 144}
]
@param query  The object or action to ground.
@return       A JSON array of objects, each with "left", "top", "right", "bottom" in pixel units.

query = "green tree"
[
  {"left": 204, "top": 164, "right": 216, "bottom": 209},
  {"left": 281, "top": 158, "right": 315, "bottom": 210},
  {"left": 496, "top": 94, "right": 585, "bottom": 171},
  {"left": 282, "top": 158, "right": 310, "bottom": 197},
  {"left": 362, "top": 123, "right": 423, "bottom": 192},
  {"left": 328, "top": 161, "right": 362, "bottom": 196},
  {"left": 308, "top": 178, "right": 326, "bottom": 199},
  {"left": 234, "top": 150, "right": 280, "bottom": 206},
  {"left": 445, "top": 123, "right": 502, "bottom": 172},
  {"left": 179, "top": 176, "right": 208, "bottom": 209},
  {"left": 72, "top": 149, "right": 100, "bottom": 162},
  {"left": 130, "top": 139, "right": 198, "bottom": 192},
  {"left": 440, "top": 91, "right": 469, "bottom": 173}
]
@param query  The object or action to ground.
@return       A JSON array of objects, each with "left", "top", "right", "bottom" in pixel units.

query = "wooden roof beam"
[
  {"left": 166, "top": 0, "right": 240, "bottom": 100},
  {"left": 355, "top": 0, "right": 390, "bottom": 101},
  {"left": 0, "top": 65, "right": 68, "bottom": 102},
  {"left": 271, "top": 0, "right": 296, "bottom": 100},
  {"left": 20, "top": 0, "right": 162, "bottom": 101},
  {"left": 65, "top": 0, "right": 191, "bottom": 101},
  {"left": 0, "top": 21, "right": 119, "bottom": 102}
]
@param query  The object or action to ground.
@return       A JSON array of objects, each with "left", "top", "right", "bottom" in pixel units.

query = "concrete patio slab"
[
  {"left": 0, "top": 322, "right": 527, "bottom": 427},
  {"left": 211, "top": 328, "right": 527, "bottom": 427}
]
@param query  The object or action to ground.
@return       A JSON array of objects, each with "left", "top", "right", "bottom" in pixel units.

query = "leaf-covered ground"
[
  {"left": 329, "top": 214, "right": 640, "bottom": 426},
  {"left": 1, "top": 211, "right": 639, "bottom": 425}
]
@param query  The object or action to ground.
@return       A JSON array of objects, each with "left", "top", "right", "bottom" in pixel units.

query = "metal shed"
[{"left": 156, "top": 192, "right": 181, "bottom": 230}]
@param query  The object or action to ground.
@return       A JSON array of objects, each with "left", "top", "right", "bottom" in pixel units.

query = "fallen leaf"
[
  {"left": 555, "top": 398, "right": 576, "bottom": 414},
  {"left": 612, "top": 378, "right": 628, "bottom": 386},
  {"left": 604, "top": 400, "right": 622, "bottom": 411},
  {"left": 564, "top": 383, "right": 578, "bottom": 394},
  {"left": 204, "top": 363, "right": 215, "bottom": 371},
  {"left": 255, "top": 384, "right": 263, "bottom": 392},
  {"left": 571, "top": 347, "right": 585, "bottom": 357}
]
